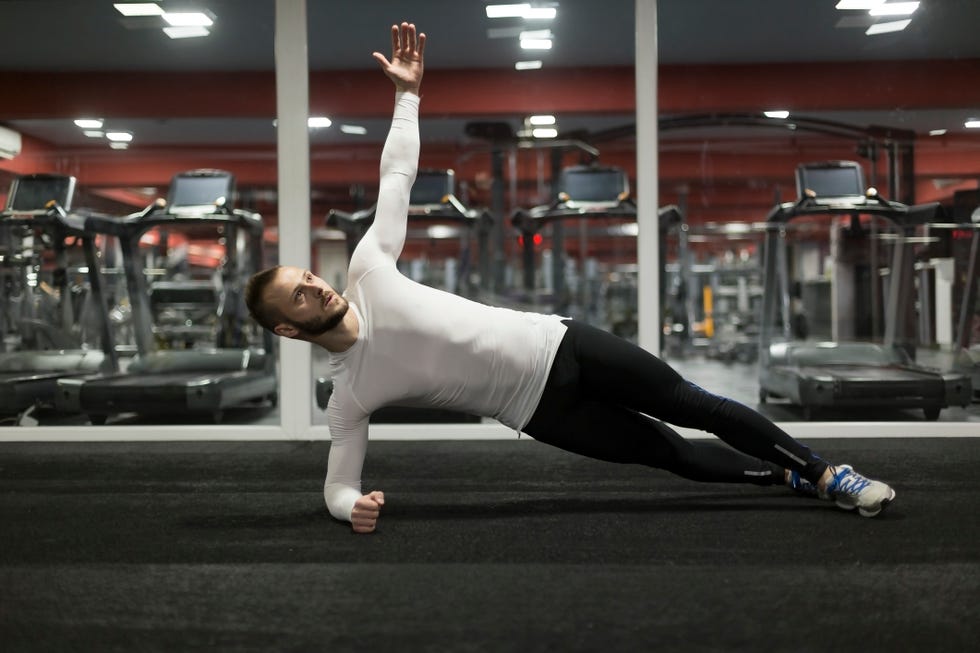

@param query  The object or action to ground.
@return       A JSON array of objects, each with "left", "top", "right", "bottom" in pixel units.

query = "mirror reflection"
[{"left": 0, "top": 0, "right": 977, "bottom": 427}]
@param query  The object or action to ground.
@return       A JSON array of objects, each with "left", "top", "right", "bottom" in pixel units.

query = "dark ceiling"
[
  {"left": 2, "top": 1, "right": 979, "bottom": 148},
  {"left": 4, "top": 0, "right": 980, "bottom": 71}
]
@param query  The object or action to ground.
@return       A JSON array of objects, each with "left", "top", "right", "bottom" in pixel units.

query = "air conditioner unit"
[{"left": 0, "top": 125, "right": 23, "bottom": 160}]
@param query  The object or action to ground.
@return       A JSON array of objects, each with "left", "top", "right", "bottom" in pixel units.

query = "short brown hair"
[{"left": 245, "top": 265, "right": 286, "bottom": 333}]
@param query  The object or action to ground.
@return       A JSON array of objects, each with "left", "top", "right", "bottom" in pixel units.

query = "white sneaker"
[{"left": 824, "top": 464, "right": 896, "bottom": 517}]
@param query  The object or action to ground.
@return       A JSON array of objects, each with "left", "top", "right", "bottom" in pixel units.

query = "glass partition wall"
[{"left": 0, "top": 0, "right": 976, "bottom": 436}]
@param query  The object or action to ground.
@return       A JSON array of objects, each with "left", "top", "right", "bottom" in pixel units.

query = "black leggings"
[{"left": 524, "top": 320, "right": 829, "bottom": 486}]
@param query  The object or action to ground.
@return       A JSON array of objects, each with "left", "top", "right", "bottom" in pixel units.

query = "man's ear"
[{"left": 274, "top": 323, "right": 299, "bottom": 338}]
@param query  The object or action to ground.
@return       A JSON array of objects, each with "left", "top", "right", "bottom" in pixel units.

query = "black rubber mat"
[{"left": 1, "top": 437, "right": 977, "bottom": 652}]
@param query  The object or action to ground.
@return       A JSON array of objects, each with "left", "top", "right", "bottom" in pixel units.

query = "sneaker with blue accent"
[
  {"left": 824, "top": 464, "right": 895, "bottom": 517},
  {"left": 788, "top": 465, "right": 852, "bottom": 499}
]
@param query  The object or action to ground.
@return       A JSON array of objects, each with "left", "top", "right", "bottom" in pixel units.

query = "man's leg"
[
  {"left": 541, "top": 320, "right": 895, "bottom": 516},
  {"left": 524, "top": 396, "right": 784, "bottom": 486},
  {"left": 552, "top": 320, "right": 829, "bottom": 483}
]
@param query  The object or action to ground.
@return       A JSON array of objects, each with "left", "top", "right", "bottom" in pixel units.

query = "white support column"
[
  {"left": 635, "top": 0, "right": 660, "bottom": 354},
  {"left": 275, "top": 0, "right": 312, "bottom": 438}
]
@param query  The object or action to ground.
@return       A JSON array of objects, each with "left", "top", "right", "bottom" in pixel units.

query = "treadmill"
[
  {"left": 319, "top": 169, "right": 492, "bottom": 422},
  {"left": 55, "top": 169, "right": 277, "bottom": 424},
  {"left": 511, "top": 163, "right": 682, "bottom": 340},
  {"left": 0, "top": 174, "right": 118, "bottom": 419},
  {"left": 757, "top": 161, "right": 972, "bottom": 420}
]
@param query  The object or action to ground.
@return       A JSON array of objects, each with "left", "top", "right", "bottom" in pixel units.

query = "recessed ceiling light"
[
  {"left": 105, "top": 131, "right": 133, "bottom": 142},
  {"left": 163, "top": 26, "right": 211, "bottom": 39},
  {"left": 524, "top": 7, "right": 557, "bottom": 20},
  {"left": 928, "top": 129, "right": 947, "bottom": 136},
  {"left": 520, "top": 38, "right": 552, "bottom": 50},
  {"left": 835, "top": 0, "right": 885, "bottom": 8},
  {"left": 74, "top": 118, "right": 104, "bottom": 129},
  {"left": 114, "top": 2, "right": 165, "bottom": 17},
  {"left": 109, "top": 142, "right": 130, "bottom": 150},
  {"left": 515, "top": 60, "right": 543, "bottom": 70},
  {"left": 965, "top": 119, "right": 980, "bottom": 129},
  {"left": 486, "top": 4, "right": 531, "bottom": 18},
  {"left": 486, "top": 3, "right": 556, "bottom": 19},
  {"left": 869, "top": 2, "right": 919, "bottom": 16},
  {"left": 340, "top": 125, "right": 367, "bottom": 135},
  {"left": 865, "top": 19, "right": 912, "bottom": 35},
  {"left": 531, "top": 127, "right": 558, "bottom": 138},
  {"left": 83, "top": 130, "right": 105, "bottom": 138},
  {"left": 529, "top": 115, "right": 556, "bottom": 125},
  {"left": 308, "top": 116, "right": 332, "bottom": 129},
  {"left": 764, "top": 110, "right": 790, "bottom": 119},
  {"left": 162, "top": 12, "right": 214, "bottom": 27}
]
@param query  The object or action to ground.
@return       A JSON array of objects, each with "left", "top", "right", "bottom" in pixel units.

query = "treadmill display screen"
[
  {"left": 796, "top": 162, "right": 865, "bottom": 199},
  {"left": 410, "top": 170, "right": 454, "bottom": 205},
  {"left": 559, "top": 168, "right": 628, "bottom": 202},
  {"left": 6, "top": 175, "right": 75, "bottom": 212},
  {"left": 169, "top": 172, "right": 234, "bottom": 209}
]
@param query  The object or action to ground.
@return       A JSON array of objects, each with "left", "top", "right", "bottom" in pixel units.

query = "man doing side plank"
[{"left": 245, "top": 22, "right": 895, "bottom": 533}]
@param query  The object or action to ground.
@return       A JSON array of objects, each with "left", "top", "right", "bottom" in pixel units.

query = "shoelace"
[{"left": 830, "top": 467, "right": 871, "bottom": 496}]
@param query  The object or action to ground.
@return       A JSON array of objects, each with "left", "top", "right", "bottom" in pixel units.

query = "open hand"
[
  {"left": 372, "top": 22, "right": 425, "bottom": 93},
  {"left": 351, "top": 490, "right": 385, "bottom": 533}
]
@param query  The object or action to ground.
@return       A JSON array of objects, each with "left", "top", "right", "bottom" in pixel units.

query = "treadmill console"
[
  {"left": 5, "top": 173, "right": 76, "bottom": 213},
  {"left": 795, "top": 161, "right": 866, "bottom": 205},
  {"left": 410, "top": 169, "right": 455, "bottom": 207},
  {"left": 168, "top": 169, "right": 236, "bottom": 214},
  {"left": 558, "top": 165, "right": 629, "bottom": 205}
]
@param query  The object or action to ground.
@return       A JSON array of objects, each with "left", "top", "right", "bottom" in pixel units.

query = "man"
[{"left": 245, "top": 22, "right": 895, "bottom": 534}]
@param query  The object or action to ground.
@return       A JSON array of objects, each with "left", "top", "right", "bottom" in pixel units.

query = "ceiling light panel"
[
  {"left": 163, "top": 12, "right": 214, "bottom": 27},
  {"left": 74, "top": 118, "right": 104, "bottom": 129},
  {"left": 515, "top": 60, "right": 543, "bottom": 70},
  {"left": 865, "top": 19, "right": 912, "bottom": 34},
  {"left": 835, "top": 0, "right": 885, "bottom": 8},
  {"left": 486, "top": 4, "right": 531, "bottom": 18},
  {"left": 114, "top": 2, "right": 165, "bottom": 16},
  {"left": 105, "top": 131, "right": 133, "bottom": 142},
  {"left": 520, "top": 38, "right": 552, "bottom": 50},
  {"left": 163, "top": 26, "right": 211, "bottom": 39}
]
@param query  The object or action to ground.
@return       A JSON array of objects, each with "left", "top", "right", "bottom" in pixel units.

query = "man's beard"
[{"left": 288, "top": 296, "right": 350, "bottom": 336}]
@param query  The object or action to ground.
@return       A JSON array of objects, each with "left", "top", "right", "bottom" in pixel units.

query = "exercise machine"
[
  {"left": 757, "top": 161, "right": 972, "bottom": 420},
  {"left": 512, "top": 164, "right": 682, "bottom": 340},
  {"left": 0, "top": 173, "right": 118, "bottom": 420},
  {"left": 55, "top": 170, "right": 277, "bottom": 424}
]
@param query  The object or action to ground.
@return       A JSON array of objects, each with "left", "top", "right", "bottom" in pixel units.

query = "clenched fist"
[{"left": 351, "top": 490, "right": 385, "bottom": 533}]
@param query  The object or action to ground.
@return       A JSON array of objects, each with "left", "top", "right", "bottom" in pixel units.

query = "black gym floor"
[{"left": 1, "top": 437, "right": 977, "bottom": 652}]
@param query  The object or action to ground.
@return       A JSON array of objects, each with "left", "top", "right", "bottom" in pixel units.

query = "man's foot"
[
  {"left": 788, "top": 465, "right": 852, "bottom": 499},
  {"left": 823, "top": 464, "right": 896, "bottom": 517}
]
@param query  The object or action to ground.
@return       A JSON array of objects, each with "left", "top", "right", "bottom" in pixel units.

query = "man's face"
[{"left": 268, "top": 266, "right": 349, "bottom": 339}]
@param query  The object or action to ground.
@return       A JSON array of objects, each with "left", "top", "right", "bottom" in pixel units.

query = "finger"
[
  {"left": 400, "top": 22, "right": 412, "bottom": 53},
  {"left": 370, "top": 490, "right": 385, "bottom": 505},
  {"left": 417, "top": 32, "right": 426, "bottom": 58},
  {"left": 352, "top": 515, "right": 377, "bottom": 529},
  {"left": 372, "top": 52, "right": 391, "bottom": 69},
  {"left": 352, "top": 522, "right": 375, "bottom": 534},
  {"left": 390, "top": 24, "right": 399, "bottom": 54},
  {"left": 353, "top": 504, "right": 380, "bottom": 518}
]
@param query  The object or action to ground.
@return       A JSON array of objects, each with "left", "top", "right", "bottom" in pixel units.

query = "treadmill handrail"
[
  {"left": 327, "top": 195, "right": 491, "bottom": 229},
  {"left": 511, "top": 196, "right": 639, "bottom": 231},
  {"left": 765, "top": 193, "right": 941, "bottom": 228}
]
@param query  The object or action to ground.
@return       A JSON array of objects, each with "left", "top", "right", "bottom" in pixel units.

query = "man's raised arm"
[{"left": 354, "top": 23, "right": 426, "bottom": 267}]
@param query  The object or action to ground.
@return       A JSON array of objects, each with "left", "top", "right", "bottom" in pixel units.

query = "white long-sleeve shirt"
[{"left": 322, "top": 92, "right": 567, "bottom": 522}]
